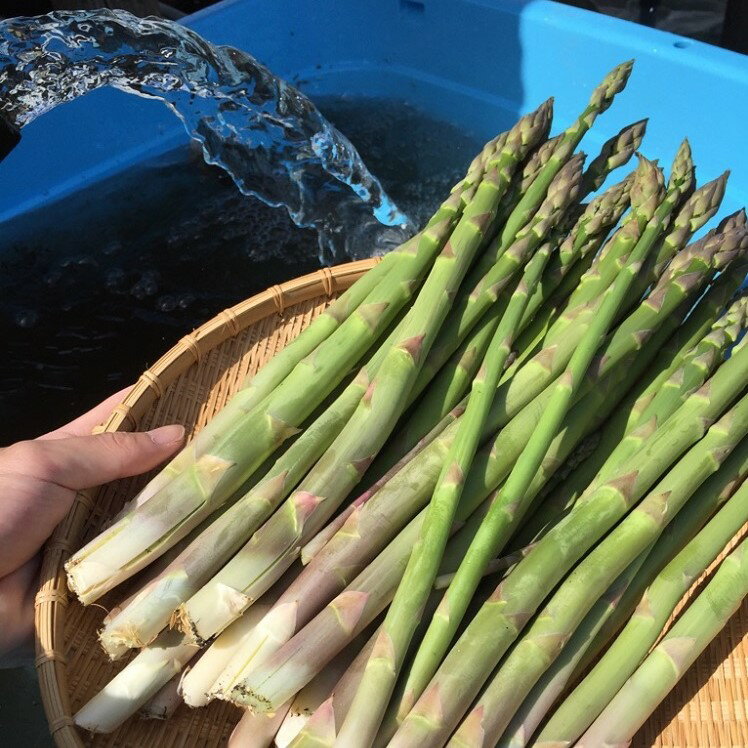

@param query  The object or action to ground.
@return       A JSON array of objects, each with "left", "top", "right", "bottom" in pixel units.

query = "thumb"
[{"left": 21, "top": 424, "right": 186, "bottom": 490}]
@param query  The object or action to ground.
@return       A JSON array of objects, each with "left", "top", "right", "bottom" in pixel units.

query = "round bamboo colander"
[{"left": 35, "top": 259, "right": 748, "bottom": 747}]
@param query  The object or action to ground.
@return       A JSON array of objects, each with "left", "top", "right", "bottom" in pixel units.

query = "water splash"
[{"left": 0, "top": 9, "right": 413, "bottom": 261}]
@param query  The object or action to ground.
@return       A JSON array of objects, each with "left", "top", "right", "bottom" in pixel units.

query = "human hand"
[{"left": 0, "top": 389, "right": 185, "bottom": 663}]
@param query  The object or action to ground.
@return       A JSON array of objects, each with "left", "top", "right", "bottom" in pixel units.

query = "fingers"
[
  {"left": 40, "top": 386, "right": 134, "bottom": 441},
  {"left": 6, "top": 425, "right": 186, "bottom": 490}
]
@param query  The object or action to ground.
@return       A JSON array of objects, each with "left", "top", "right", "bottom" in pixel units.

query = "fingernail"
[{"left": 147, "top": 424, "right": 185, "bottom": 446}]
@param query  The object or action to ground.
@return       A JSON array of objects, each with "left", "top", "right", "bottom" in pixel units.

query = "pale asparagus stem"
[
  {"left": 337, "top": 198, "right": 564, "bottom": 743},
  {"left": 390, "top": 338, "right": 748, "bottom": 748},
  {"left": 139, "top": 672, "right": 183, "bottom": 720},
  {"left": 512, "top": 283, "right": 748, "bottom": 549},
  {"left": 402, "top": 167, "right": 632, "bottom": 447},
  {"left": 179, "top": 580, "right": 289, "bottom": 708},
  {"left": 300, "top": 400, "right": 466, "bottom": 565},
  {"left": 174, "top": 104, "right": 553, "bottom": 647},
  {"left": 455, "top": 392, "right": 748, "bottom": 746},
  {"left": 289, "top": 584, "right": 453, "bottom": 746},
  {"left": 394, "top": 153, "right": 687, "bottom": 728},
  {"left": 65, "top": 197, "right": 466, "bottom": 606},
  {"left": 534, "top": 444, "right": 748, "bottom": 747},
  {"left": 577, "top": 536, "right": 748, "bottom": 747},
  {"left": 219, "top": 484, "right": 497, "bottom": 714},
  {"left": 229, "top": 706, "right": 291, "bottom": 748},
  {"left": 98, "top": 313, "right": 419, "bottom": 657},
  {"left": 274, "top": 630, "right": 373, "bottom": 748},
  {"left": 74, "top": 630, "right": 200, "bottom": 734}
]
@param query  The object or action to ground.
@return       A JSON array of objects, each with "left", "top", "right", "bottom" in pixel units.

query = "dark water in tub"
[{"left": 0, "top": 98, "right": 483, "bottom": 444}]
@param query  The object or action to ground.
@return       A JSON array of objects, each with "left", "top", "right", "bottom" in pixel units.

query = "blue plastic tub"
[{"left": 1, "top": 0, "right": 747, "bottom": 231}]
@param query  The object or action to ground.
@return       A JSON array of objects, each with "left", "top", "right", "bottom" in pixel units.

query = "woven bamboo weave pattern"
[{"left": 34, "top": 259, "right": 748, "bottom": 747}]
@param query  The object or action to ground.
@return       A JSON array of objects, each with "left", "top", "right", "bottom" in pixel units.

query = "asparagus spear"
[
  {"left": 175, "top": 104, "right": 552, "bottom": 647},
  {"left": 577, "top": 535, "right": 748, "bottom": 747},
  {"left": 395, "top": 150, "right": 691, "bottom": 716},
  {"left": 219, "top": 227, "right": 735, "bottom": 721},
  {"left": 495, "top": 556, "right": 648, "bottom": 748},
  {"left": 534, "top": 446, "right": 748, "bottom": 747},
  {"left": 578, "top": 118, "right": 647, "bottom": 195},
  {"left": 337, "top": 213, "right": 562, "bottom": 743},
  {"left": 240, "top": 225, "right": 741, "bottom": 706},
  {"left": 300, "top": 400, "right": 467, "bottom": 565},
  {"left": 568, "top": 410, "right": 748, "bottom": 681},
  {"left": 514, "top": 279, "right": 748, "bottom": 548},
  {"left": 389, "top": 333, "right": 748, "bottom": 747},
  {"left": 390, "top": 67, "right": 639, "bottom": 458},
  {"left": 405, "top": 170, "right": 634, "bottom": 446},
  {"left": 454, "top": 390, "right": 748, "bottom": 746},
  {"left": 65, "top": 186, "right": 467, "bottom": 604}
]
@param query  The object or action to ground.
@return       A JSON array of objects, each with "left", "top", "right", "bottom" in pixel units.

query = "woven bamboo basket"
[{"left": 35, "top": 259, "right": 748, "bottom": 747}]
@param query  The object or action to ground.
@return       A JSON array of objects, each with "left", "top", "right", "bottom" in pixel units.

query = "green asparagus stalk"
[
  {"left": 65, "top": 185, "right": 468, "bottom": 604},
  {"left": 535, "top": 449, "right": 748, "bottom": 747},
  {"left": 394, "top": 150, "right": 691, "bottom": 720},
  {"left": 174, "top": 105, "right": 552, "bottom": 646},
  {"left": 300, "top": 399, "right": 467, "bottom": 566},
  {"left": 392, "top": 72, "right": 640, "bottom": 457},
  {"left": 500, "top": 61, "right": 634, "bottom": 248},
  {"left": 577, "top": 535, "right": 748, "bottom": 747},
  {"left": 221, "top": 226, "right": 735, "bottom": 722},
  {"left": 621, "top": 171, "right": 729, "bottom": 310},
  {"left": 511, "top": 247, "right": 748, "bottom": 549},
  {"left": 495, "top": 556, "right": 649, "bottom": 748},
  {"left": 568, "top": 422, "right": 748, "bottom": 683},
  {"left": 405, "top": 170, "right": 633, "bottom": 444},
  {"left": 453, "top": 390, "right": 748, "bottom": 746},
  {"left": 247, "top": 225, "right": 742, "bottom": 704},
  {"left": 389, "top": 333, "right": 748, "bottom": 748},
  {"left": 236, "top": 127, "right": 508, "bottom": 414},
  {"left": 545, "top": 142, "right": 691, "bottom": 347},
  {"left": 380, "top": 156, "right": 657, "bottom": 480},
  {"left": 336, "top": 220, "right": 559, "bottom": 743}
]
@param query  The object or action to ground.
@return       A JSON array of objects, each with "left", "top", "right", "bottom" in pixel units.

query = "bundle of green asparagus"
[{"left": 67, "top": 60, "right": 748, "bottom": 746}]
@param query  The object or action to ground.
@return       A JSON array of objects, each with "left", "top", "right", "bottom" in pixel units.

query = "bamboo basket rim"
[{"left": 33, "top": 256, "right": 748, "bottom": 747}]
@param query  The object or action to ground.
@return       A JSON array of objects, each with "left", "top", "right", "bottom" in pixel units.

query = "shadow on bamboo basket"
[{"left": 35, "top": 259, "right": 748, "bottom": 747}]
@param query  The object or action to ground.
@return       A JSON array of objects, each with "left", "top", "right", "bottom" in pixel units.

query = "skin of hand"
[{"left": 0, "top": 388, "right": 185, "bottom": 664}]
